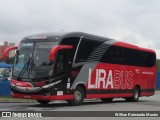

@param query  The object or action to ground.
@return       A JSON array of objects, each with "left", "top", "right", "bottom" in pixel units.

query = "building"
[{"left": 0, "top": 41, "right": 15, "bottom": 60}]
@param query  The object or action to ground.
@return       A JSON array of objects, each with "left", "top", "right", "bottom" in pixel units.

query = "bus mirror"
[
  {"left": 49, "top": 45, "right": 73, "bottom": 61},
  {"left": 3, "top": 46, "right": 18, "bottom": 61}
]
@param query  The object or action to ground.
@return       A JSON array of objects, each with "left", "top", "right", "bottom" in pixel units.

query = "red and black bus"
[{"left": 4, "top": 32, "right": 156, "bottom": 105}]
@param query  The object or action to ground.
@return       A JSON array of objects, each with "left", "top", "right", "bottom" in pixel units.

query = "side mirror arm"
[
  {"left": 49, "top": 45, "right": 73, "bottom": 61},
  {"left": 3, "top": 46, "right": 18, "bottom": 60}
]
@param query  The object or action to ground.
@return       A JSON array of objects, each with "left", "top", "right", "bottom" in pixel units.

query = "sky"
[{"left": 0, "top": 0, "right": 160, "bottom": 58}]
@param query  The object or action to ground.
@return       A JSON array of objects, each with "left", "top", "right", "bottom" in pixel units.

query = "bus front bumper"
[
  {"left": 11, "top": 92, "right": 73, "bottom": 100},
  {"left": 11, "top": 80, "right": 62, "bottom": 93}
]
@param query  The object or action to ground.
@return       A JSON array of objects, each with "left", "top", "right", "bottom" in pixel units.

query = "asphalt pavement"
[
  {"left": 0, "top": 91, "right": 160, "bottom": 119},
  {"left": 0, "top": 93, "right": 160, "bottom": 111}
]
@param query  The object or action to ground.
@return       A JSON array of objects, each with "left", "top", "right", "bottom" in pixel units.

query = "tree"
[{"left": 157, "top": 59, "right": 160, "bottom": 71}]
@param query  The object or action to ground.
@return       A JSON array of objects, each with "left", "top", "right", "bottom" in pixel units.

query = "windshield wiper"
[{"left": 17, "top": 57, "right": 31, "bottom": 80}]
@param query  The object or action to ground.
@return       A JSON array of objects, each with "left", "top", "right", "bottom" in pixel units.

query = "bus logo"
[{"left": 88, "top": 68, "right": 133, "bottom": 89}]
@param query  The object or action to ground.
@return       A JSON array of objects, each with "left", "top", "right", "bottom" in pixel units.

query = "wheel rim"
[
  {"left": 74, "top": 91, "right": 82, "bottom": 102},
  {"left": 134, "top": 89, "right": 139, "bottom": 99}
]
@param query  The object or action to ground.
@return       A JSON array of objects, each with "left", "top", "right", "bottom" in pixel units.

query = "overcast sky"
[{"left": 0, "top": 0, "right": 160, "bottom": 58}]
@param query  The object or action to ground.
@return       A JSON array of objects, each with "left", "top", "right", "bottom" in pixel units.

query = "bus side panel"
[
  {"left": 86, "top": 63, "right": 134, "bottom": 99},
  {"left": 85, "top": 63, "right": 156, "bottom": 99},
  {"left": 140, "top": 66, "right": 156, "bottom": 96}
]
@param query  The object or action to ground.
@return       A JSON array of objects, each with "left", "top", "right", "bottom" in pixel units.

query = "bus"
[{"left": 4, "top": 32, "right": 156, "bottom": 105}]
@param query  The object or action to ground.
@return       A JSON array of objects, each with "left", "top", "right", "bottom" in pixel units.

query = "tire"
[
  {"left": 37, "top": 100, "right": 50, "bottom": 105},
  {"left": 125, "top": 86, "right": 140, "bottom": 102},
  {"left": 101, "top": 98, "right": 113, "bottom": 103},
  {"left": 68, "top": 86, "right": 84, "bottom": 106}
]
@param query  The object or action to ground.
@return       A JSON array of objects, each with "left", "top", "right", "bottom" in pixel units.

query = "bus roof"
[
  {"left": 114, "top": 41, "right": 155, "bottom": 53},
  {"left": 23, "top": 32, "right": 113, "bottom": 42},
  {"left": 23, "top": 32, "right": 155, "bottom": 53}
]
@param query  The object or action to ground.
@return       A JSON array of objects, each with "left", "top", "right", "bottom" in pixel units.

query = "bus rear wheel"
[
  {"left": 37, "top": 100, "right": 50, "bottom": 105},
  {"left": 125, "top": 86, "right": 140, "bottom": 102},
  {"left": 68, "top": 86, "right": 84, "bottom": 106},
  {"left": 101, "top": 98, "right": 113, "bottom": 103}
]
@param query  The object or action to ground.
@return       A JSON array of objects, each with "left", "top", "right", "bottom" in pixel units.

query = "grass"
[{"left": 0, "top": 96, "right": 36, "bottom": 103}]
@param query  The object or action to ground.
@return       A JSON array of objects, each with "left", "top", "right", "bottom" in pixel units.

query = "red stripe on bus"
[
  {"left": 11, "top": 93, "right": 73, "bottom": 100},
  {"left": 12, "top": 79, "right": 33, "bottom": 87},
  {"left": 86, "top": 93, "right": 132, "bottom": 99}
]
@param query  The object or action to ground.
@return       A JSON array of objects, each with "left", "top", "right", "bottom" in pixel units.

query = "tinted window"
[
  {"left": 75, "top": 38, "right": 102, "bottom": 63},
  {"left": 146, "top": 52, "right": 156, "bottom": 67},
  {"left": 100, "top": 46, "right": 156, "bottom": 67},
  {"left": 101, "top": 46, "right": 126, "bottom": 64},
  {"left": 60, "top": 37, "right": 80, "bottom": 63},
  {"left": 55, "top": 51, "right": 67, "bottom": 73}
]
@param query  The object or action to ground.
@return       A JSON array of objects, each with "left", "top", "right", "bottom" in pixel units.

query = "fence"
[
  {"left": 0, "top": 80, "right": 11, "bottom": 96},
  {"left": 156, "top": 72, "right": 160, "bottom": 89}
]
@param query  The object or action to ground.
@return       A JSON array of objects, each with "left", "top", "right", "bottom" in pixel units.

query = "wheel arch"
[
  {"left": 134, "top": 84, "right": 141, "bottom": 96},
  {"left": 74, "top": 83, "right": 86, "bottom": 98}
]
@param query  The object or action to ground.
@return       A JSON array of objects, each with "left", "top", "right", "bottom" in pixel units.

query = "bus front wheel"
[
  {"left": 68, "top": 86, "right": 84, "bottom": 106},
  {"left": 37, "top": 100, "right": 50, "bottom": 105}
]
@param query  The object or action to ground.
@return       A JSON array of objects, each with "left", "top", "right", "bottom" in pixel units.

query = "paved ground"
[
  {"left": 0, "top": 94, "right": 160, "bottom": 111},
  {"left": 155, "top": 90, "right": 160, "bottom": 95},
  {"left": 0, "top": 91, "right": 160, "bottom": 119}
]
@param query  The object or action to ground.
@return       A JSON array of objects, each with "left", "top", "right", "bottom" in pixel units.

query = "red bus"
[{"left": 4, "top": 32, "right": 156, "bottom": 105}]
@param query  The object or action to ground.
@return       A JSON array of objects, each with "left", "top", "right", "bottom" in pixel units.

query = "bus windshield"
[{"left": 13, "top": 41, "right": 58, "bottom": 79}]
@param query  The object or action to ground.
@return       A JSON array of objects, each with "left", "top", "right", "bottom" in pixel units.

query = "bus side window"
[
  {"left": 102, "top": 46, "right": 126, "bottom": 64},
  {"left": 56, "top": 54, "right": 64, "bottom": 73},
  {"left": 110, "top": 49, "right": 125, "bottom": 62},
  {"left": 146, "top": 53, "right": 156, "bottom": 67},
  {"left": 55, "top": 51, "right": 70, "bottom": 74},
  {"left": 75, "top": 37, "right": 102, "bottom": 63}
]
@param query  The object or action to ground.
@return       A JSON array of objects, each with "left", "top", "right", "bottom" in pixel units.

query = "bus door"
[{"left": 54, "top": 50, "right": 72, "bottom": 91}]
